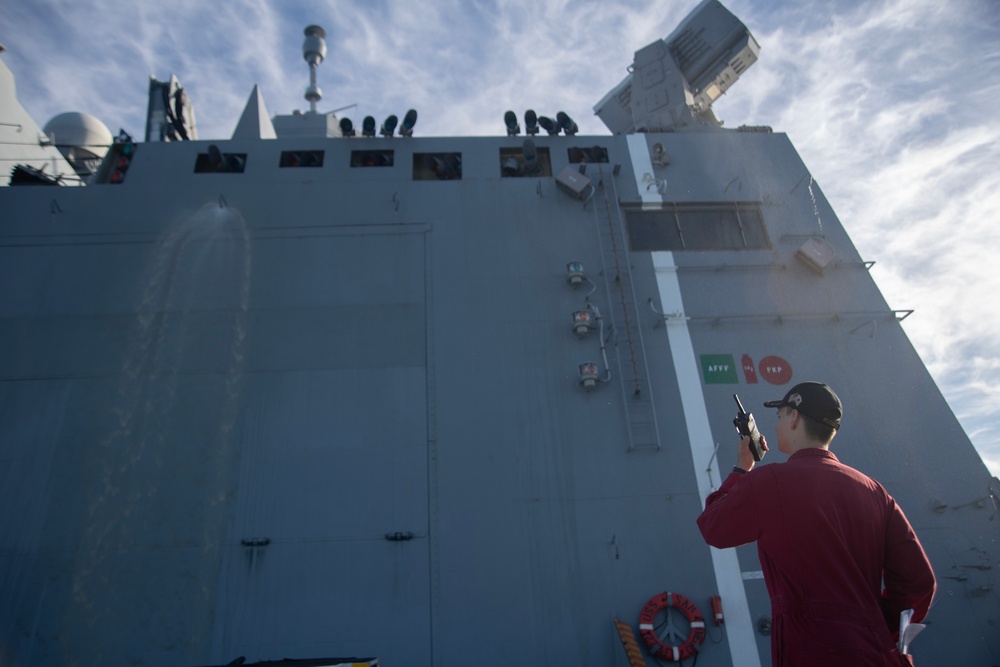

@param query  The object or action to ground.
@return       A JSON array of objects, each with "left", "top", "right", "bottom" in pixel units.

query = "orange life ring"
[{"left": 638, "top": 591, "right": 706, "bottom": 662}]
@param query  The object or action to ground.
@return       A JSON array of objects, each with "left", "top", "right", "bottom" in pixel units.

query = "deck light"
[
  {"left": 566, "top": 261, "right": 585, "bottom": 287},
  {"left": 538, "top": 116, "right": 559, "bottom": 135},
  {"left": 504, "top": 110, "right": 520, "bottom": 136},
  {"left": 400, "top": 109, "right": 418, "bottom": 137},
  {"left": 380, "top": 115, "right": 398, "bottom": 137},
  {"left": 362, "top": 116, "right": 376, "bottom": 137},
  {"left": 523, "top": 139, "right": 540, "bottom": 175},
  {"left": 579, "top": 362, "right": 600, "bottom": 391},
  {"left": 525, "top": 110, "right": 539, "bottom": 136},
  {"left": 557, "top": 111, "right": 578, "bottom": 135}
]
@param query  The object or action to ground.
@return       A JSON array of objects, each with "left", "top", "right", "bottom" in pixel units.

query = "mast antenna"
[{"left": 302, "top": 25, "right": 327, "bottom": 113}]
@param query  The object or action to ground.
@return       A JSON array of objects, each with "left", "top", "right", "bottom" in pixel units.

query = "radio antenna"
[{"left": 302, "top": 25, "right": 327, "bottom": 113}]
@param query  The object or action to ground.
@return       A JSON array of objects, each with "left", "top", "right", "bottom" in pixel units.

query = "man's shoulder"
[
  {"left": 785, "top": 449, "right": 894, "bottom": 498},
  {"left": 777, "top": 448, "right": 875, "bottom": 478}
]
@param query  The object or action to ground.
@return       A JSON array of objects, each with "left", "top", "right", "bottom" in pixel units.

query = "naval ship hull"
[{"left": 1, "top": 89, "right": 998, "bottom": 667}]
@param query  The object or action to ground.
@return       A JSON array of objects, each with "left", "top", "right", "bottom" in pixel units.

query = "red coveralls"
[{"left": 697, "top": 448, "right": 936, "bottom": 666}]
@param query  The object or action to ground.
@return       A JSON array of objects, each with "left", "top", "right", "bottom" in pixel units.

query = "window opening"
[
  {"left": 413, "top": 152, "right": 462, "bottom": 180},
  {"left": 567, "top": 146, "right": 609, "bottom": 164},
  {"left": 499, "top": 146, "right": 551, "bottom": 177},
  {"left": 280, "top": 150, "right": 324, "bottom": 167},
  {"left": 350, "top": 151, "right": 394, "bottom": 167},
  {"left": 626, "top": 204, "right": 768, "bottom": 251},
  {"left": 194, "top": 147, "right": 246, "bottom": 174}
]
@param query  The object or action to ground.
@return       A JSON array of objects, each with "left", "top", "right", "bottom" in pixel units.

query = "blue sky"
[{"left": 2, "top": 0, "right": 999, "bottom": 476}]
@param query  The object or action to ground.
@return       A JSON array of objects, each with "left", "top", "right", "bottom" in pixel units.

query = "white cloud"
[
  {"left": 3, "top": 0, "right": 999, "bottom": 475},
  {"left": 715, "top": 0, "right": 1000, "bottom": 476}
]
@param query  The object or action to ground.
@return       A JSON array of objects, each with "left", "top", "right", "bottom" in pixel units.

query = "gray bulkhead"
[{"left": 0, "top": 127, "right": 997, "bottom": 666}]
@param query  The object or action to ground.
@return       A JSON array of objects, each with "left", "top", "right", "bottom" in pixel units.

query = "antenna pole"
[{"left": 302, "top": 25, "right": 327, "bottom": 113}]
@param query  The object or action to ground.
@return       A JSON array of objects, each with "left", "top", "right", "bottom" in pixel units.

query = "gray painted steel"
[{"left": 1, "top": 10, "right": 998, "bottom": 667}]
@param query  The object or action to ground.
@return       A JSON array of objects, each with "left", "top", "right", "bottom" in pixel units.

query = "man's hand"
[{"left": 737, "top": 434, "right": 768, "bottom": 472}]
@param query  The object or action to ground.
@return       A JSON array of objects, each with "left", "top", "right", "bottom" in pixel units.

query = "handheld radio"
[{"left": 733, "top": 394, "right": 766, "bottom": 462}]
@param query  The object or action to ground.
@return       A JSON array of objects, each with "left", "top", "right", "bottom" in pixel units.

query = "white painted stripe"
[
  {"left": 672, "top": 645, "right": 680, "bottom": 661},
  {"left": 626, "top": 134, "right": 662, "bottom": 210},
  {"left": 639, "top": 624, "right": 654, "bottom": 630},
  {"left": 651, "top": 250, "right": 762, "bottom": 667},
  {"left": 742, "top": 570, "right": 765, "bottom": 580},
  {"left": 690, "top": 621, "right": 706, "bottom": 628}
]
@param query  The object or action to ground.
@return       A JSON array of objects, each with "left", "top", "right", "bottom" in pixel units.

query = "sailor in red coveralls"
[{"left": 697, "top": 382, "right": 936, "bottom": 666}]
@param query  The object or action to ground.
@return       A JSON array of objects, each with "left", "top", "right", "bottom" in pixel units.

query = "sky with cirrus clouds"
[{"left": 2, "top": 0, "right": 998, "bottom": 477}]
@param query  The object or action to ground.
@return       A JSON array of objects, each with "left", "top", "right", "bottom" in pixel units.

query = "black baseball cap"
[{"left": 764, "top": 382, "right": 843, "bottom": 430}]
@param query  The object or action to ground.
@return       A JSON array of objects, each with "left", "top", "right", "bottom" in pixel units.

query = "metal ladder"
[{"left": 592, "top": 165, "right": 661, "bottom": 451}]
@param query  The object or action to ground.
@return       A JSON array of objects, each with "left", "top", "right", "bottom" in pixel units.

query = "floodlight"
[
  {"left": 502, "top": 157, "right": 522, "bottom": 177},
  {"left": 362, "top": 116, "right": 376, "bottom": 137},
  {"left": 523, "top": 139, "right": 541, "bottom": 175},
  {"left": 430, "top": 153, "right": 462, "bottom": 180},
  {"left": 400, "top": 109, "right": 418, "bottom": 137},
  {"left": 431, "top": 156, "right": 454, "bottom": 180},
  {"left": 557, "top": 111, "right": 578, "bottom": 135},
  {"left": 381, "top": 115, "right": 398, "bottom": 137},
  {"left": 524, "top": 110, "right": 539, "bottom": 136},
  {"left": 651, "top": 142, "right": 669, "bottom": 166},
  {"left": 504, "top": 110, "right": 520, "bottom": 136},
  {"left": 538, "top": 116, "right": 559, "bottom": 135},
  {"left": 339, "top": 117, "right": 356, "bottom": 137}
]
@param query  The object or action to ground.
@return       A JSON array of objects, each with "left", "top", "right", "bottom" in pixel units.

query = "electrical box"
[
  {"left": 556, "top": 166, "right": 594, "bottom": 200},
  {"left": 796, "top": 237, "right": 836, "bottom": 273}
]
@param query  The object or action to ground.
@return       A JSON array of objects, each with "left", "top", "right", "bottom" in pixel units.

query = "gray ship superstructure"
[{"left": 1, "top": 2, "right": 998, "bottom": 666}]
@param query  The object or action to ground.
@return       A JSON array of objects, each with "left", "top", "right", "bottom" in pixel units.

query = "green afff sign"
[{"left": 701, "top": 354, "right": 738, "bottom": 384}]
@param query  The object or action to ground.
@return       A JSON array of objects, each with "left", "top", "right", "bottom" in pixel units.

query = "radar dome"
[{"left": 42, "top": 112, "right": 113, "bottom": 181}]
